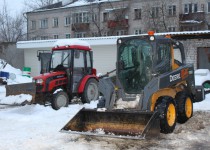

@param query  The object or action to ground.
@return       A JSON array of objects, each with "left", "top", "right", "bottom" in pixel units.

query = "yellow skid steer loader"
[{"left": 61, "top": 32, "right": 204, "bottom": 139}]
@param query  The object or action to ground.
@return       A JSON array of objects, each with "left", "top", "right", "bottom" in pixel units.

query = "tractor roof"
[{"left": 52, "top": 39, "right": 91, "bottom": 51}]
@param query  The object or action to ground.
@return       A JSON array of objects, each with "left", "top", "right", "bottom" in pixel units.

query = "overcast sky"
[{"left": 0, "top": 0, "right": 25, "bottom": 16}]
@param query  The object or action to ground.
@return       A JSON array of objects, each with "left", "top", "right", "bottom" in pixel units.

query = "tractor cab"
[{"left": 34, "top": 39, "right": 99, "bottom": 110}]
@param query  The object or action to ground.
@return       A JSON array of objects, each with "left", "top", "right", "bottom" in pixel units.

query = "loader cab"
[{"left": 117, "top": 33, "right": 185, "bottom": 94}]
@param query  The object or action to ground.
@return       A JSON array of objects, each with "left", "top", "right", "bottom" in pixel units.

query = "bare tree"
[
  {"left": 142, "top": 0, "right": 178, "bottom": 33},
  {"left": 82, "top": 0, "right": 130, "bottom": 37},
  {"left": 24, "top": 0, "right": 61, "bottom": 10},
  {"left": 0, "top": 0, "right": 26, "bottom": 42}
]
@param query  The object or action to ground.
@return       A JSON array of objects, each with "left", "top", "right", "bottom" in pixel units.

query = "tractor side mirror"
[{"left": 75, "top": 51, "right": 80, "bottom": 59}]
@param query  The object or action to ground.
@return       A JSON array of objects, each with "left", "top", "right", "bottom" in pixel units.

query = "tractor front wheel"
[
  {"left": 51, "top": 91, "right": 69, "bottom": 110},
  {"left": 81, "top": 78, "right": 99, "bottom": 103}
]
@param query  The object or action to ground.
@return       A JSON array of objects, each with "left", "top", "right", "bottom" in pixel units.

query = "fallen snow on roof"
[
  {"left": 53, "top": 39, "right": 91, "bottom": 48},
  {"left": 64, "top": 0, "right": 121, "bottom": 8}
]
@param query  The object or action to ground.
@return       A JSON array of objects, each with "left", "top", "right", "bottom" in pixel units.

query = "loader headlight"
[{"left": 36, "top": 79, "right": 44, "bottom": 84}]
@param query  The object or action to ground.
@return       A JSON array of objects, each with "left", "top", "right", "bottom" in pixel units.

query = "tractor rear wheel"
[
  {"left": 156, "top": 97, "right": 177, "bottom": 134},
  {"left": 176, "top": 92, "right": 193, "bottom": 123},
  {"left": 81, "top": 78, "right": 99, "bottom": 103},
  {"left": 51, "top": 91, "right": 69, "bottom": 110}
]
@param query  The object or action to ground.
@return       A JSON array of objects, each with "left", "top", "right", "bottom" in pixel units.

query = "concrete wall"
[
  {"left": 92, "top": 45, "right": 117, "bottom": 75},
  {"left": 24, "top": 48, "right": 51, "bottom": 76},
  {"left": 24, "top": 45, "right": 117, "bottom": 77},
  {"left": 181, "top": 39, "right": 210, "bottom": 69},
  {"left": 0, "top": 42, "right": 24, "bottom": 70}
]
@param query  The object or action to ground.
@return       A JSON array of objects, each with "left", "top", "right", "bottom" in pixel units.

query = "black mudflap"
[{"left": 61, "top": 108, "right": 160, "bottom": 139}]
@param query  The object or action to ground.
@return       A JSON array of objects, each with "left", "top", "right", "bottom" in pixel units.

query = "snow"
[
  {"left": 53, "top": 39, "right": 91, "bottom": 48},
  {"left": 0, "top": 59, "right": 33, "bottom": 105},
  {"left": 180, "top": 20, "right": 203, "bottom": 24},
  {"left": 63, "top": 0, "right": 121, "bottom": 8},
  {"left": 0, "top": 61, "right": 210, "bottom": 149},
  {"left": 194, "top": 69, "right": 210, "bottom": 86}
]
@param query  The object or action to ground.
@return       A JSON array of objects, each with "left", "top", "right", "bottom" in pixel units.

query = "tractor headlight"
[{"left": 36, "top": 79, "right": 44, "bottom": 84}]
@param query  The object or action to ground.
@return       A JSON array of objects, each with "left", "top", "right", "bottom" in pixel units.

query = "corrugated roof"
[{"left": 17, "top": 30, "right": 210, "bottom": 49}]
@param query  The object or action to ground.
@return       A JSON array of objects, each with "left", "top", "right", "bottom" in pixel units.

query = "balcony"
[
  {"left": 179, "top": 12, "right": 205, "bottom": 25},
  {"left": 179, "top": 12, "right": 206, "bottom": 31},
  {"left": 72, "top": 23, "right": 90, "bottom": 31},
  {"left": 107, "top": 19, "right": 129, "bottom": 29}
]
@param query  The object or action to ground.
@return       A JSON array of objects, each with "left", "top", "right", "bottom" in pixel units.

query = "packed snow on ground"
[
  {"left": 0, "top": 61, "right": 210, "bottom": 149},
  {"left": 0, "top": 59, "right": 33, "bottom": 104}
]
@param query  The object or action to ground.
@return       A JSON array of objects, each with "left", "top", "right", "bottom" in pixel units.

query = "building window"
[
  {"left": 65, "top": 34, "right": 71, "bottom": 39},
  {"left": 31, "top": 37, "right": 37, "bottom": 40},
  {"left": 103, "top": 31, "right": 109, "bottom": 36},
  {"left": 40, "top": 36, "right": 48, "bottom": 40},
  {"left": 134, "top": 9, "right": 141, "bottom": 19},
  {"left": 40, "top": 19, "right": 48, "bottom": 29},
  {"left": 103, "top": 12, "right": 109, "bottom": 22},
  {"left": 72, "top": 12, "right": 89, "bottom": 23},
  {"left": 53, "top": 34, "right": 59, "bottom": 39},
  {"left": 116, "top": 30, "right": 127, "bottom": 36},
  {"left": 168, "top": 27, "right": 176, "bottom": 32},
  {"left": 53, "top": 18, "right": 59, "bottom": 27},
  {"left": 92, "top": 32, "right": 98, "bottom": 37},
  {"left": 208, "top": 2, "right": 210, "bottom": 13},
  {"left": 91, "top": 13, "right": 97, "bottom": 22},
  {"left": 151, "top": 7, "right": 159, "bottom": 18},
  {"left": 74, "top": 32, "right": 86, "bottom": 38},
  {"left": 134, "top": 29, "right": 141, "bottom": 35},
  {"left": 65, "top": 16, "right": 71, "bottom": 26},
  {"left": 168, "top": 5, "right": 176, "bottom": 16},
  {"left": 184, "top": 3, "right": 197, "bottom": 14},
  {"left": 31, "top": 20, "right": 36, "bottom": 30}
]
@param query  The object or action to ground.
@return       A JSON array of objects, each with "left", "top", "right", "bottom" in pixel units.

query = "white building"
[{"left": 17, "top": 31, "right": 210, "bottom": 77}]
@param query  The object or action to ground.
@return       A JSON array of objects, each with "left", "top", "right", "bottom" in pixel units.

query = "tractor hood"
[{"left": 33, "top": 71, "right": 66, "bottom": 80}]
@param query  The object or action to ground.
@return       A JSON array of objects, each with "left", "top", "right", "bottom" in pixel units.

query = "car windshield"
[
  {"left": 51, "top": 50, "right": 71, "bottom": 69},
  {"left": 118, "top": 39, "right": 153, "bottom": 93}
]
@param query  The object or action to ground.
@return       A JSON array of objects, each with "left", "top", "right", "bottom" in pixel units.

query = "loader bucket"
[
  {"left": 6, "top": 82, "right": 36, "bottom": 104},
  {"left": 61, "top": 108, "right": 160, "bottom": 139}
]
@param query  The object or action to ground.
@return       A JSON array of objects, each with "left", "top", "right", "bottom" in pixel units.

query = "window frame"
[
  {"left": 52, "top": 17, "right": 59, "bottom": 28},
  {"left": 31, "top": 20, "right": 36, "bottom": 30},
  {"left": 64, "top": 16, "right": 71, "bottom": 26},
  {"left": 134, "top": 8, "right": 141, "bottom": 20},
  {"left": 168, "top": 5, "right": 176, "bottom": 16},
  {"left": 65, "top": 33, "right": 71, "bottom": 39},
  {"left": 40, "top": 18, "right": 48, "bottom": 29}
]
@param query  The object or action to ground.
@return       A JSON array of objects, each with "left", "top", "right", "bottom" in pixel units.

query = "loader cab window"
[
  {"left": 173, "top": 46, "right": 183, "bottom": 65},
  {"left": 155, "top": 44, "right": 171, "bottom": 74},
  {"left": 118, "top": 39, "right": 153, "bottom": 93}
]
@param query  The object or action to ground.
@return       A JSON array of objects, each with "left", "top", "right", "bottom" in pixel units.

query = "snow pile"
[
  {"left": 0, "top": 59, "right": 33, "bottom": 105},
  {"left": 0, "top": 94, "right": 32, "bottom": 105},
  {"left": 0, "top": 59, "right": 32, "bottom": 84},
  {"left": 194, "top": 69, "right": 210, "bottom": 86},
  {"left": 194, "top": 93, "right": 210, "bottom": 111}
]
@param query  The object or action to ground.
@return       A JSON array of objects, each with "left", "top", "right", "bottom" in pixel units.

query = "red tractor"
[{"left": 33, "top": 39, "right": 99, "bottom": 110}]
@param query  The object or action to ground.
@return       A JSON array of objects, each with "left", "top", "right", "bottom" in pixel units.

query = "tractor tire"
[
  {"left": 155, "top": 97, "right": 177, "bottom": 134},
  {"left": 176, "top": 92, "right": 193, "bottom": 124},
  {"left": 81, "top": 78, "right": 99, "bottom": 103},
  {"left": 51, "top": 91, "right": 69, "bottom": 110}
]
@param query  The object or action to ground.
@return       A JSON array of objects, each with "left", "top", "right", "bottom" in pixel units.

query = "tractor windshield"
[
  {"left": 51, "top": 50, "right": 71, "bottom": 70},
  {"left": 118, "top": 39, "right": 153, "bottom": 94}
]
